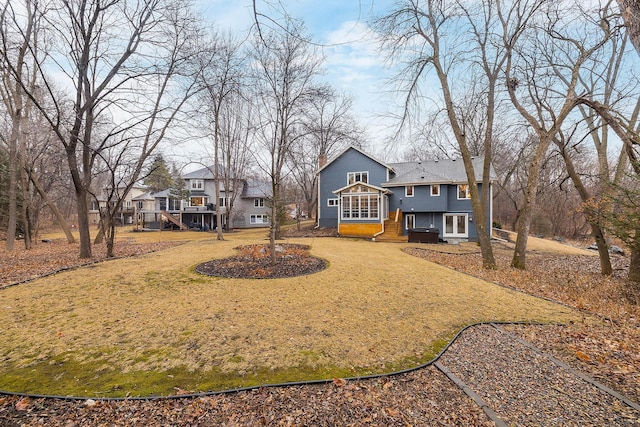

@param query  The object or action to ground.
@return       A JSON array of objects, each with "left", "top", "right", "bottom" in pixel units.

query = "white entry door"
[{"left": 443, "top": 214, "right": 468, "bottom": 238}]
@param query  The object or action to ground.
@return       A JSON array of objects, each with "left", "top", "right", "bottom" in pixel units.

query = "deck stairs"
[
  {"left": 160, "top": 210, "right": 189, "bottom": 230},
  {"left": 374, "top": 209, "right": 408, "bottom": 242}
]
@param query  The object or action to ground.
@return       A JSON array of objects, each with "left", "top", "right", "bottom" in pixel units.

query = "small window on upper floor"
[
  {"left": 254, "top": 198, "right": 265, "bottom": 207},
  {"left": 405, "top": 185, "right": 414, "bottom": 197},
  {"left": 458, "top": 184, "right": 471, "bottom": 199},
  {"left": 347, "top": 171, "right": 368, "bottom": 185},
  {"left": 191, "top": 179, "right": 204, "bottom": 190},
  {"left": 327, "top": 198, "right": 338, "bottom": 207},
  {"left": 431, "top": 184, "right": 440, "bottom": 196}
]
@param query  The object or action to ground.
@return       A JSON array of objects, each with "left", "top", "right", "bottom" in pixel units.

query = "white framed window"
[
  {"left": 327, "top": 198, "right": 338, "bottom": 207},
  {"left": 219, "top": 197, "right": 227, "bottom": 207},
  {"left": 443, "top": 213, "right": 468, "bottom": 238},
  {"left": 136, "top": 200, "right": 143, "bottom": 210},
  {"left": 254, "top": 198, "right": 265, "bottom": 207},
  {"left": 341, "top": 193, "right": 379, "bottom": 219},
  {"left": 405, "top": 214, "right": 415, "bottom": 230},
  {"left": 347, "top": 171, "right": 368, "bottom": 185},
  {"left": 431, "top": 184, "right": 440, "bottom": 196},
  {"left": 168, "top": 198, "right": 180, "bottom": 210},
  {"left": 190, "top": 196, "right": 208, "bottom": 206},
  {"left": 190, "top": 179, "right": 204, "bottom": 190},
  {"left": 405, "top": 185, "right": 414, "bottom": 197},
  {"left": 457, "top": 184, "right": 471, "bottom": 199},
  {"left": 250, "top": 214, "right": 268, "bottom": 224},
  {"left": 126, "top": 200, "right": 131, "bottom": 208}
]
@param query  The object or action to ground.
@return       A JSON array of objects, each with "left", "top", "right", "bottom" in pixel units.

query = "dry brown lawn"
[{"left": 0, "top": 228, "right": 587, "bottom": 397}]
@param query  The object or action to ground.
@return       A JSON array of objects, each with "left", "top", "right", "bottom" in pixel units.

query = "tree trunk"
[
  {"left": 75, "top": 187, "right": 92, "bottom": 258},
  {"left": 618, "top": 0, "right": 640, "bottom": 54},
  {"left": 270, "top": 206, "right": 277, "bottom": 266},
  {"left": 5, "top": 103, "right": 20, "bottom": 252},
  {"left": 512, "top": 133, "right": 553, "bottom": 270},
  {"left": 19, "top": 159, "right": 32, "bottom": 250},
  {"left": 29, "top": 172, "right": 75, "bottom": 243},
  {"left": 558, "top": 140, "right": 613, "bottom": 275},
  {"left": 629, "top": 238, "right": 640, "bottom": 283}
]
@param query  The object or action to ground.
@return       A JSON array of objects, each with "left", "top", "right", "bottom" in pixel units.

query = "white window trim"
[
  {"left": 340, "top": 193, "right": 379, "bottom": 220},
  {"left": 190, "top": 179, "right": 204, "bottom": 190},
  {"left": 431, "top": 184, "right": 440, "bottom": 196},
  {"left": 250, "top": 214, "right": 268, "bottom": 224},
  {"left": 405, "top": 214, "right": 415, "bottom": 230},
  {"left": 254, "top": 198, "right": 265, "bottom": 207},
  {"left": 442, "top": 213, "right": 469, "bottom": 238},
  {"left": 347, "top": 171, "right": 369, "bottom": 185},
  {"left": 457, "top": 184, "right": 471, "bottom": 200},
  {"left": 405, "top": 185, "right": 414, "bottom": 197},
  {"left": 327, "top": 198, "right": 338, "bottom": 207}
]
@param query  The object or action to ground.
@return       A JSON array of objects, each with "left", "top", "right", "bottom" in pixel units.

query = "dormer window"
[
  {"left": 347, "top": 171, "right": 368, "bottom": 184},
  {"left": 191, "top": 179, "right": 204, "bottom": 190}
]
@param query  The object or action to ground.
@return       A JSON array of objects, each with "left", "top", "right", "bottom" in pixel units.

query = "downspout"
[
  {"left": 373, "top": 197, "right": 392, "bottom": 239},
  {"left": 489, "top": 180, "right": 494, "bottom": 238},
  {"left": 315, "top": 173, "right": 321, "bottom": 229}
]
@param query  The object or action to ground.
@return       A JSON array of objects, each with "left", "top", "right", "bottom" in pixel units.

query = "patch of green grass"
[
  {"left": 0, "top": 330, "right": 463, "bottom": 398},
  {"left": 0, "top": 230, "right": 588, "bottom": 398}
]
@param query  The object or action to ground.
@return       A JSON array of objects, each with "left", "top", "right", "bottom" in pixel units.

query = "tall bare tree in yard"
[
  {"left": 375, "top": 0, "right": 540, "bottom": 269},
  {"left": 1, "top": 0, "right": 204, "bottom": 258},
  {"left": 200, "top": 34, "right": 246, "bottom": 240},
  {"left": 250, "top": 21, "right": 325, "bottom": 264},
  {"left": 94, "top": 3, "right": 207, "bottom": 258},
  {"left": 549, "top": 4, "right": 634, "bottom": 275},
  {"left": 289, "top": 89, "right": 359, "bottom": 221},
  {"left": 217, "top": 94, "right": 254, "bottom": 231},
  {"left": 0, "top": 0, "right": 40, "bottom": 251},
  {"left": 503, "top": 0, "right": 612, "bottom": 269}
]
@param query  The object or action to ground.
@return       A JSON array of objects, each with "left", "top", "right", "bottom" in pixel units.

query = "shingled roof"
[{"left": 383, "top": 157, "right": 496, "bottom": 186}]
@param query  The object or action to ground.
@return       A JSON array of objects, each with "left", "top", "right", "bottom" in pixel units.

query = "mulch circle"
[{"left": 194, "top": 243, "right": 327, "bottom": 279}]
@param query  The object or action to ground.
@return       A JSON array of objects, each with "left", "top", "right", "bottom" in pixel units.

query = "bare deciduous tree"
[
  {"left": 1, "top": 0, "right": 204, "bottom": 258},
  {"left": 376, "top": 0, "right": 536, "bottom": 269},
  {"left": 250, "top": 20, "right": 325, "bottom": 263},
  {"left": 290, "top": 88, "right": 359, "bottom": 221},
  {"left": 503, "top": 0, "right": 613, "bottom": 269}
]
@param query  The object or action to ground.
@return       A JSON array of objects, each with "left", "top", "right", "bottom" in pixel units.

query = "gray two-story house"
[
  {"left": 133, "top": 165, "right": 271, "bottom": 230},
  {"left": 317, "top": 146, "right": 496, "bottom": 242}
]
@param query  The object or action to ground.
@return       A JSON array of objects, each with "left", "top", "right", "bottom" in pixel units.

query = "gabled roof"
[
  {"left": 317, "top": 145, "right": 395, "bottom": 175},
  {"left": 243, "top": 180, "right": 272, "bottom": 198},
  {"left": 383, "top": 156, "right": 496, "bottom": 186},
  {"left": 332, "top": 181, "right": 392, "bottom": 195},
  {"left": 132, "top": 191, "right": 155, "bottom": 201},
  {"left": 182, "top": 164, "right": 227, "bottom": 180}
]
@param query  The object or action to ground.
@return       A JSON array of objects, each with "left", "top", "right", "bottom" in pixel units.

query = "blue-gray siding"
[{"left": 318, "top": 148, "right": 388, "bottom": 228}]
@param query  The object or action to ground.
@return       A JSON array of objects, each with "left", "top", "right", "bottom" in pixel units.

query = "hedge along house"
[{"left": 317, "top": 146, "right": 496, "bottom": 242}]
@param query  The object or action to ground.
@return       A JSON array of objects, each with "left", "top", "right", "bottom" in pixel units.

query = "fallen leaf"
[
  {"left": 576, "top": 350, "right": 590, "bottom": 361},
  {"left": 332, "top": 377, "right": 347, "bottom": 387},
  {"left": 15, "top": 397, "right": 30, "bottom": 411},
  {"left": 385, "top": 407, "right": 400, "bottom": 417}
]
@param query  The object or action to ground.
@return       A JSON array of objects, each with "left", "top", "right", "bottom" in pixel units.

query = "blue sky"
[{"left": 196, "top": 0, "right": 399, "bottom": 156}]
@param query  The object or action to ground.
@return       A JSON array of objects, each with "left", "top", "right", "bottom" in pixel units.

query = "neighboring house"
[
  {"left": 317, "top": 146, "right": 496, "bottom": 242},
  {"left": 89, "top": 184, "right": 147, "bottom": 225},
  {"left": 132, "top": 165, "right": 272, "bottom": 230}
]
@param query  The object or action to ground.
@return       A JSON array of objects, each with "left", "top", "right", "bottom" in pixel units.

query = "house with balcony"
[
  {"left": 317, "top": 146, "right": 496, "bottom": 242},
  {"left": 132, "top": 165, "right": 271, "bottom": 230}
]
